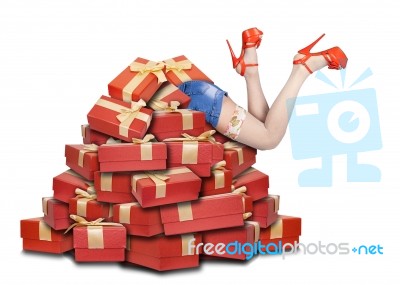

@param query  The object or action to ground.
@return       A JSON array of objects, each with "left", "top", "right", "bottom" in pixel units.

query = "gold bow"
[
  {"left": 160, "top": 101, "right": 181, "bottom": 112},
  {"left": 212, "top": 160, "right": 226, "bottom": 171},
  {"left": 130, "top": 61, "right": 167, "bottom": 83},
  {"left": 132, "top": 134, "right": 155, "bottom": 144},
  {"left": 163, "top": 130, "right": 217, "bottom": 143},
  {"left": 65, "top": 215, "right": 122, "bottom": 234},
  {"left": 231, "top": 185, "right": 247, "bottom": 194},
  {"left": 116, "top": 99, "right": 146, "bottom": 124},
  {"left": 164, "top": 59, "right": 192, "bottom": 73},
  {"left": 75, "top": 188, "right": 97, "bottom": 200}
]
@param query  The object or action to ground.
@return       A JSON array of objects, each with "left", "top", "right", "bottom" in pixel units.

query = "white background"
[{"left": 1, "top": 0, "right": 399, "bottom": 284}]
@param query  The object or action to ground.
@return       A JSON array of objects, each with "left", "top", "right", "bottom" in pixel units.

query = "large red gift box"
[
  {"left": 72, "top": 221, "right": 126, "bottom": 262},
  {"left": 97, "top": 137, "right": 167, "bottom": 172},
  {"left": 200, "top": 161, "right": 232, "bottom": 196},
  {"left": 163, "top": 55, "right": 213, "bottom": 87},
  {"left": 20, "top": 217, "right": 73, "bottom": 254},
  {"left": 131, "top": 166, "right": 201, "bottom": 208},
  {"left": 42, "top": 197, "right": 72, "bottom": 230},
  {"left": 108, "top": 57, "right": 166, "bottom": 103},
  {"left": 87, "top": 95, "right": 153, "bottom": 142},
  {"left": 69, "top": 190, "right": 113, "bottom": 221},
  {"left": 231, "top": 167, "right": 269, "bottom": 202},
  {"left": 65, "top": 144, "right": 99, "bottom": 181},
  {"left": 94, "top": 171, "right": 136, "bottom": 203},
  {"left": 223, "top": 142, "right": 257, "bottom": 177},
  {"left": 126, "top": 233, "right": 202, "bottom": 271},
  {"left": 249, "top": 195, "right": 279, "bottom": 228},
  {"left": 81, "top": 124, "right": 120, "bottom": 145},
  {"left": 160, "top": 192, "right": 252, "bottom": 235},
  {"left": 147, "top": 82, "right": 191, "bottom": 110},
  {"left": 202, "top": 221, "right": 260, "bottom": 260},
  {"left": 113, "top": 202, "right": 163, "bottom": 237},
  {"left": 53, "top": 170, "right": 95, "bottom": 203},
  {"left": 148, "top": 109, "right": 205, "bottom": 141},
  {"left": 259, "top": 215, "right": 301, "bottom": 250}
]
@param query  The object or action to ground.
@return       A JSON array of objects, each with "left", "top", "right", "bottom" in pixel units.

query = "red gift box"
[
  {"left": 69, "top": 190, "right": 113, "bottom": 221},
  {"left": 202, "top": 221, "right": 260, "bottom": 260},
  {"left": 232, "top": 167, "right": 269, "bottom": 201},
  {"left": 72, "top": 221, "right": 126, "bottom": 262},
  {"left": 204, "top": 123, "right": 230, "bottom": 144},
  {"left": 108, "top": 57, "right": 166, "bottom": 103},
  {"left": 53, "top": 170, "right": 95, "bottom": 203},
  {"left": 259, "top": 215, "right": 302, "bottom": 249},
  {"left": 81, "top": 124, "right": 121, "bottom": 145},
  {"left": 94, "top": 171, "right": 137, "bottom": 203},
  {"left": 131, "top": 166, "right": 201, "bottom": 208},
  {"left": 249, "top": 195, "right": 279, "bottom": 228},
  {"left": 200, "top": 161, "right": 233, "bottom": 197},
  {"left": 20, "top": 217, "right": 73, "bottom": 254},
  {"left": 87, "top": 95, "right": 153, "bottom": 142},
  {"left": 65, "top": 144, "right": 99, "bottom": 181},
  {"left": 113, "top": 202, "right": 163, "bottom": 237},
  {"left": 42, "top": 197, "right": 72, "bottom": 230},
  {"left": 160, "top": 192, "right": 252, "bottom": 235},
  {"left": 147, "top": 82, "right": 191, "bottom": 110},
  {"left": 148, "top": 109, "right": 205, "bottom": 141},
  {"left": 163, "top": 55, "right": 213, "bottom": 87},
  {"left": 223, "top": 141, "right": 257, "bottom": 177},
  {"left": 98, "top": 136, "right": 167, "bottom": 172},
  {"left": 126, "top": 233, "right": 202, "bottom": 271}
]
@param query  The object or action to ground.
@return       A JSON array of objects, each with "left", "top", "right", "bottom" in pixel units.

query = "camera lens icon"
[{"left": 327, "top": 100, "right": 371, "bottom": 144}]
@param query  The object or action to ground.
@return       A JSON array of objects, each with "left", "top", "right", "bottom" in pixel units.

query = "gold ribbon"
[
  {"left": 231, "top": 186, "right": 251, "bottom": 220},
  {"left": 65, "top": 215, "right": 123, "bottom": 249},
  {"left": 148, "top": 84, "right": 180, "bottom": 110},
  {"left": 78, "top": 144, "right": 98, "bottom": 167},
  {"left": 270, "top": 218, "right": 283, "bottom": 239},
  {"left": 122, "top": 60, "right": 167, "bottom": 102},
  {"left": 150, "top": 100, "right": 180, "bottom": 112},
  {"left": 100, "top": 173, "right": 113, "bottom": 192},
  {"left": 42, "top": 197, "right": 52, "bottom": 215},
  {"left": 95, "top": 98, "right": 150, "bottom": 138},
  {"left": 181, "top": 234, "right": 195, "bottom": 256},
  {"left": 245, "top": 221, "right": 260, "bottom": 242},
  {"left": 177, "top": 201, "right": 193, "bottom": 221},
  {"left": 39, "top": 220, "right": 52, "bottom": 241},
  {"left": 75, "top": 189, "right": 97, "bottom": 217},
  {"left": 81, "top": 124, "right": 89, "bottom": 138},
  {"left": 132, "top": 134, "right": 154, "bottom": 161},
  {"left": 164, "top": 58, "right": 192, "bottom": 82},
  {"left": 268, "top": 195, "right": 280, "bottom": 212},
  {"left": 118, "top": 202, "right": 140, "bottom": 224},
  {"left": 212, "top": 161, "right": 226, "bottom": 189},
  {"left": 224, "top": 141, "right": 244, "bottom": 165}
]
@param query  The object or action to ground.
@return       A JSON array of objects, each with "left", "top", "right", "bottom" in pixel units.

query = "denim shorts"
[{"left": 178, "top": 80, "right": 228, "bottom": 127}]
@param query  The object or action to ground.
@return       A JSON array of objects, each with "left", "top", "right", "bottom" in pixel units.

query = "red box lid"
[
  {"left": 149, "top": 110, "right": 205, "bottom": 133},
  {"left": 20, "top": 217, "right": 70, "bottom": 241},
  {"left": 113, "top": 202, "right": 161, "bottom": 226},
  {"left": 65, "top": 144, "right": 99, "bottom": 170},
  {"left": 259, "top": 215, "right": 302, "bottom": 239},
  {"left": 94, "top": 171, "right": 131, "bottom": 194},
  {"left": 53, "top": 170, "right": 94, "bottom": 203},
  {"left": 98, "top": 142, "right": 166, "bottom": 162},
  {"left": 42, "top": 197, "right": 69, "bottom": 219},
  {"left": 253, "top": 195, "right": 280, "bottom": 217},
  {"left": 73, "top": 226, "right": 126, "bottom": 249}
]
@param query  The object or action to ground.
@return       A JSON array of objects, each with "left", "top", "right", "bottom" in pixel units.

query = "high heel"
[
  {"left": 293, "top": 34, "right": 348, "bottom": 74},
  {"left": 226, "top": 27, "right": 263, "bottom": 76}
]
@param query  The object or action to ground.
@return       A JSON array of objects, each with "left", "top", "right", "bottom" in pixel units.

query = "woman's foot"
[
  {"left": 292, "top": 53, "right": 328, "bottom": 74},
  {"left": 235, "top": 47, "right": 259, "bottom": 77}
]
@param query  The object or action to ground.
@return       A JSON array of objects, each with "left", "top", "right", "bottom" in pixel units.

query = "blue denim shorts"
[{"left": 178, "top": 80, "right": 228, "bottom": 127}]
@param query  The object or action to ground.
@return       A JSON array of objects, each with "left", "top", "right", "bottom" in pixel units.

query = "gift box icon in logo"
[{"left": 288, "top": 68, "right": 382, "bottom": 186}]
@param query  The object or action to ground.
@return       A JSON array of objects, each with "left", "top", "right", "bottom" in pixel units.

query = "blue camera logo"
[{"left": 288, "top": 68, "right": 382, "bottom": 187}]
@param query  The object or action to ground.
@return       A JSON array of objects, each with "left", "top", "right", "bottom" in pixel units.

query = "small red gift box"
[
  {"left": 65, "top": 144, "right": 99, "bottom": 181},
  {"left": 126, "top": 233, "right": 202, "bottom": 271},
  {"left": 204, "top": 123, "right": 230, "bottom": 144},
  {"left": 72, "top": 217, "right": 126, "bottom": 262},
  {"left": 202, "top": 221, "right": 260, "bottom": 260},
  {"left": 53, "top": 170, "right": 95, "bottom": 203},
  {"left": 224, "top": 141, "right": 257, "bottom": 177},
  {"left": 163, "top": 55, "right": 213, "bottom": 87},
  {"left": 259, "top": 215, "right": 302, "bottom": 250},
  {"left": 147, "top": 82, "right": 191, "bottom": 110},
  {"left": 164, "top": 132, "right": 224, "bottom": 177},
  {"left": 108, "top": 57, "right": 166, "bottom": 103},
  {"left": 249, "top": 195, "right": 279, "bottom": 228},
  {"left": 94, "top": 171, "right": 137, "bottom": 203},
  {"left": 160, "top": 192, "right": 252, "bottom": 235},
  {"left": 42, "top": 197, "right": 72, "bottom": 230},
  {"left": 113, "top": 202, "right": 163, "bottom": 237},
  {"left": 87, "top": 95, "right": 153, "bottom": 142},
  {"left": 148, "top": 109, "right": 205, "bottom": 141},
  {"left": 98, "top": 135, "right": 167, "bottom": 172},
  {"left": 81, "top": 124, "right": 122, "bottom": 145},
  {"left": 231, "top": 167, "right": 269, "bottom": 202},
  {"left": 200, "top": 161, "right": 233, "bottom": 197},
  {"left": 131, "top": 166, "right": 201, "bottom": 208},
  {"left": 69, "top": 189, "right": 113, "bottom": 221},
  {"left": 20, "top": 217, "right": 73, "bottom": 254}
]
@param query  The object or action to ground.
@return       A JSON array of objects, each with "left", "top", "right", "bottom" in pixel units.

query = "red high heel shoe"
[
  {"left": 293, "top": 34, "right": 348, "bottom": 74},
  {"left": 226, "top": 27, "right": 263, "bottom": 76}
]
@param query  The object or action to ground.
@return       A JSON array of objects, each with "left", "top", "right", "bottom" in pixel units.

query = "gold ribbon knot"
[
  {"left": 164, "top": 59, "right": 192, "bottom": 73},
  {"left": 65, "top": 215, "right": 122, "bottom": 234},
  {"left": 130, "top": 61, "right": 167, "bottom": 83},
  {"left": 132, "top": 134, "right": 155, "bottom": 144},
  {"left": 116, "top": 99, "right": 146, "bottom": 123},
  {"left": 75, "top": 188, "right": 97, "bottom": 200}
]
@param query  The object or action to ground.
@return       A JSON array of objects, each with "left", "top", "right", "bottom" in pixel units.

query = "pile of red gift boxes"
[{"left": 20, "top": 56, "right": 302, "bottom": 271}]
